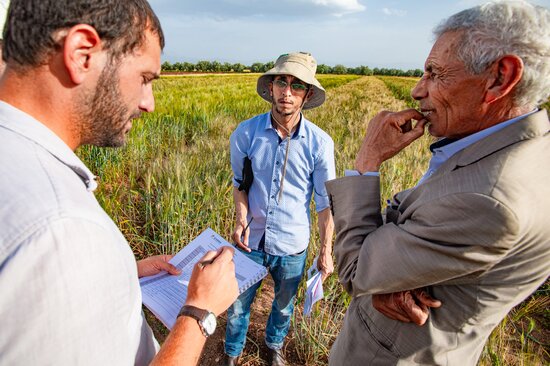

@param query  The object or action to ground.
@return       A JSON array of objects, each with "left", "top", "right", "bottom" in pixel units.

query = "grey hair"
[{"left": 434, "top": 0, "right": 550, "bottom": 108}]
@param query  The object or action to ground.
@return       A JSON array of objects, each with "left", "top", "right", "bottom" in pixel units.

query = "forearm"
[
  {"left": 150, "top": 316, "right": 206, "bottom": 366},
  {"left": 325, "top": 175, "right": 382, "bottom": 294},
  {"left": 329, "top": 178, "right": 514, "bottom": 295},
  {"left": 317, "top": 207, "right": 334, "bottom": 252},
  {"left": 232, "top": 187, "right": 248, "bottom": 224}
]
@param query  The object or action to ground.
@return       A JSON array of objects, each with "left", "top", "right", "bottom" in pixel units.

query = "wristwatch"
[{"left": 177, "top": 305, "right": 217, "bottom": 337}]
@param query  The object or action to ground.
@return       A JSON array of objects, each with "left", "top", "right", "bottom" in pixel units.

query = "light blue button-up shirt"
[
  {"left": 417, "top": 110, "right": 538, "bottom": 185},
  {"left": 230, "top": 112, "right": 335, "bottom": 256}
]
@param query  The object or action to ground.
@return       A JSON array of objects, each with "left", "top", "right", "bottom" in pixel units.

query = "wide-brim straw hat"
[{"left": 257, "top": 52, "right": 325, "bottom": 110}]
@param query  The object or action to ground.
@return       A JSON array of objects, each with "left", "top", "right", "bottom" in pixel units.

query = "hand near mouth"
[{"left": 355, "top": 109, "right": 427, "bottom": 173}]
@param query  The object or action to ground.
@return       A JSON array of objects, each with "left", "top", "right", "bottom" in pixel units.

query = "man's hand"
[
  {"left": 137, "top": 254, "right": 181, "bottom": 278},
  {"left": 355, "top": 109, "right": 427, "bottom": 173},
  {"left": 232, "top": 188, "right": 251, "bottom": 252},
  {"left": 232, "top": 220, "right": 251, "bottom": 252},
  {"left": 185, "top": 246, "right": 239, "bottom": 316},
  {"left": 318, "top": 247, "right": 334, "bottom": 282},
  {"left": 373, "top": 288, "right": 442, "bottom": 326}
]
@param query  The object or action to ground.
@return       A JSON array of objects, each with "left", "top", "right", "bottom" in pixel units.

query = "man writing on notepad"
[{"left": 0, "top": 0, "right": 238, "bottom": 365}]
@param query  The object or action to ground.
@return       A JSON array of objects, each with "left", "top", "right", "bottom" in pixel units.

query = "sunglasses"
[{"left": 273, "top": 79, "right": 309, "bottom": 93}]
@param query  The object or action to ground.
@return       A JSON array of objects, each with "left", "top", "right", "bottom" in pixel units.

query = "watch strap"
[
  {"left": 178, "top": 304, "right": 208, "bottom": 321},
  {"left": 178, "top": 305, "right": 214, "bottom": 337}
]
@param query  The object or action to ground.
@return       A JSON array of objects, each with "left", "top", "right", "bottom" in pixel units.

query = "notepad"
[{"left": 139, "top": 227, "right": 268, "bottom": 329}]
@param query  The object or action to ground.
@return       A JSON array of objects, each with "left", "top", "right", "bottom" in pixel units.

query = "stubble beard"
[
  {"left": 76, "top": 60, "right": 135, "bottom": 148},
  {"left": 274, "top": 99, "right": 299, "bottom": 118},
  {"left": 275, "top": 106, "right": 295, "bottom": 117}
]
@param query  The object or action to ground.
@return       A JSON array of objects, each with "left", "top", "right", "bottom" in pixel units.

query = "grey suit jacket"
[{"left": 326, "top": 110, "right": 550, "bottom": 365}]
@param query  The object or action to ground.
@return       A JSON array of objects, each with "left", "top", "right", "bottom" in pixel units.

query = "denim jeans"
[{"left": 224, "top": 248, "right": 307, "bottom": 356}]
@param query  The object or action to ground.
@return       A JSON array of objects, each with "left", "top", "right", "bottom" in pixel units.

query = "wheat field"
[{"left": 78, "top": 74, "right": 549, "bottom": 365}]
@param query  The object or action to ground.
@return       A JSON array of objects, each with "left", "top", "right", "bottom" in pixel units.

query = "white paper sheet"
[
  {"left": 303, "top": 256, "right": 324, "bottom": 316},
  {"left": 139, "top": 228, "right": 267, "bottom": 329}
]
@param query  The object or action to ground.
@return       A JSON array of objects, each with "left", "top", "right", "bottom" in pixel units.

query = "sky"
[
  {"left": 150, "top": 0, "right": 550, "bottom": 70},
  {"left": 0, "top": 1, "right": 548, "bottom": 70}
]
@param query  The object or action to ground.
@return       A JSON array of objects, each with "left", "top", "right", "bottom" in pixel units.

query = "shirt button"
[
  {"left": 276, "top": 161, "right": 280, "bottom": 165},
  {"left": 271, "top": 195, "right": 275, "bottom": 199},
  {"left": 273, "top": 179, "right": 276, "bottom": 182},
  {"left": 267, "top": 226, "right": 271, "bottom": 229},
  {"left": 269, "top": 211, "right": 273, "bottom": 215}
]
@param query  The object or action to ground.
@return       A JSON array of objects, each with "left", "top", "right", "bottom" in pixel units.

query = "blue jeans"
[{"left": 224, "top": 249, "right": 307, "bottom": 356}]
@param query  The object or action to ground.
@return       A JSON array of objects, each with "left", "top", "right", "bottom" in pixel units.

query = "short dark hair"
[{"left": 3, "top": 0, "right": 164, "bottom": 67}]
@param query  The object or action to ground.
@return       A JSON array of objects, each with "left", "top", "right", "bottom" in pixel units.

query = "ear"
[
  {"left": 269, "top": 81, "right": 273, "bottom": 96},
  {"left": 306, "top": 88, "right": 314, "bottom": 101},
  {"left": 485, "top": 55, "right": 523, "bottom": 104},
  {"left": 62, "top": 24, "right": 103, "bottom": 85}
]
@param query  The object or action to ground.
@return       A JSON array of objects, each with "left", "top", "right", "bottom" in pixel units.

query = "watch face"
[{"left": 201, "top": 312, "right": 217, "bottom": 335}]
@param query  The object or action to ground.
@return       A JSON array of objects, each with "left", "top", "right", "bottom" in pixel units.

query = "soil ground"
[{"left": 145, "top": 276, "right": 304, "bottom": 366}]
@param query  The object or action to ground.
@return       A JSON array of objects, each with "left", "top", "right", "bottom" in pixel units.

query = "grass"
[{"left": 78, "top": 74, "right": 548, "bottom": 365}]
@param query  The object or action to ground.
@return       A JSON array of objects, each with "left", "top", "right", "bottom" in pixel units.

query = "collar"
[
  {"left": 0, "top": 101, "right": 98, "bottom": 192},
  {"left": 262, "top": 111, "right": 306, "bottom": 138},
  {"left": 428, "top": 109, "right": 539, "bottom": 159}
]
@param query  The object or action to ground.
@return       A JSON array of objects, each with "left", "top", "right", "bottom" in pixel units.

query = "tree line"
[{"left": 161, "top": 60, "right": 424, "bottom": 77}]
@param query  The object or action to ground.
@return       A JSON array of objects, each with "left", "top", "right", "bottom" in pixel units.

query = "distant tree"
[
  {"left": 181, "top": 62, "right": 194, "bottom": 72},
  {"left": 221, "top": 62, "right": 232, "bottom": 72},
  {"left": 161, "top": 58, "right": 421, "bottom": 76},
  {"left": 333, "top": 64, "right": 347, "bottom": 74},
  {"left": 232, "top": 63, "right": 246, "bottom": 73},
  {"left": 211, "top": 61, "right": 222, "bottom": 72},
  {"left": 359, "top": 65, "right": 373, "bottom": 75},
  {"left": 261, "top": 61, "right": 275, "bottom": 72},
  {"left": 195, "top": 60, "right": 211, "bottom": 72},
  {"left": 249, "top": 62, "right": 264, "bottom": 73},
  {"left": 317, "top": 64, "right": 331, "bottom": 74},
  {"left": 348, "top": 66, "right": 372, "bottom": 75},
  {"left": 412, "top": 69, "right": 423, "bottom": 77},
  {"left": 403, "top": 69, "right": 417, "bottom": 77}
]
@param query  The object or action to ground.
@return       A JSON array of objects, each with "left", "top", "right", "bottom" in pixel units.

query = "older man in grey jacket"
[{"left": 327, "top": 1, "right": 550, "bottom": 365}]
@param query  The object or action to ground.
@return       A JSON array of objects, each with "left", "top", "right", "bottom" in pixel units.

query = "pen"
[
  {"left": 197, "top": 244, "right": 234, "bottom": 269},
  {"left": 240, "top": 217, "right": 254, "bottom": 241},
  {"left": 197, "top": 258, "right": 215, "bottom": 270},
  {"left": 243, "top": 217, "right": 254, "bottom": 233}
]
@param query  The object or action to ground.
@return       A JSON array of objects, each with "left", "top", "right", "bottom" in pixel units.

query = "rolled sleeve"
[
  {"left": 313, "top": 138, "right": 336, "bottom": 212},
  {"left": 230, "top": 126, "right": 248, "bottom": 187}
]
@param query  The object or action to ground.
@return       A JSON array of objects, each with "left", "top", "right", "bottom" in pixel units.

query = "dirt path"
[{"left": 146, "top": 275, "right": 304, "bottom": 365}]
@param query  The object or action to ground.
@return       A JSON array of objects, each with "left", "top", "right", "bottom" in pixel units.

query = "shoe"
[
  {"left": 221, "top": 354, "right": 240, "bottom": 366},
  {"left": 266, "top": 347, "right": 286, "bottom": 366}
]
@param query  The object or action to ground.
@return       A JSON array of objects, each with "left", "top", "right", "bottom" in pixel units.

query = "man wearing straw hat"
[{"left": 225, "top": 52, "right": 336, "bottom": 366}]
